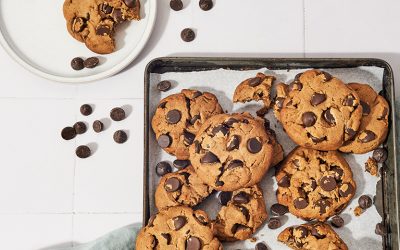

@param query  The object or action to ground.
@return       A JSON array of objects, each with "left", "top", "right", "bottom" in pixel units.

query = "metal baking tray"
[{"left": 143, "top": 57, "right": 398, "bottom": 249}]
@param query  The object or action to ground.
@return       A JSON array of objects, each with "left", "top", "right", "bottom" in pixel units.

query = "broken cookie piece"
[
  {"left": 365, "top": 157, "right": 378, "bottom": 176},
  {"left": 233, "top": 73, "right": 275, "bottom": 108}
]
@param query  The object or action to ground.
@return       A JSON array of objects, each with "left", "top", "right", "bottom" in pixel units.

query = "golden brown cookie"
[
  {"left": 339, "top": 83, "right": 389, "bottom": 154},
  {"left": 278, "top": 222, "right": 348, "bottom": 250},
  {"left": 233, "top": 73, "right": 275, "bottom": 107},
  {"left": 155, "top": 166, "right": 213, "bottom": 210},
  {"left": 189, "top": 113, "right": 274, "bottom": 191},
  {"left": 276, "top": 147, "right": 356, "bottom": 221},
  {"left": 213, "top": 185, "right": 268, "bottom": 241},
  {"left": 279, "top": 70, "right": 363, "bottom": 150},
  {"left": 63, "top": 0, "right": 140, "bottom": 54},
  {"left": 152, "top": 89, "right": 223, "bottom": 160},
  {"left": 136, "top": 206, "right": 222, "bottom": 250},
  {"left": 365, "top": 157, "right": 378, "bottom": 176}
]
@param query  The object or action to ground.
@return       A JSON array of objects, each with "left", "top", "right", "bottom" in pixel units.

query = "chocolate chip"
[
  {"left": 156, "top": 161, "right": 172, "bottom": 176},
  {"left": 255, "top": 242, "right": 268, "bottom": 250},
  {"left": 92, "top": 120, "right": 104, "bottom": 133},
  {"left": 268, "top": 217, "right": 281, "bottom": 229},
  {"left": 309, "top": 133, "right": 327, "bottom": 143},
  {"left": 319, "top": 71, "right": 332, "bottom": 82},
  {"left": 112, "top": 9, "right": 124, "bottom": 23},
  {"left": 191, "top": 91, "right": 202, "bottom": 98},
  {"left": 295, "top": 226, "right": 309, "bottom": 238},
  {"left": 248, "top": 77, "right": 262, "bottom": 87},
  {"left": 194, "top": 140, "right": 201, "bottom": 153},
  {"left": 238, "top": 206, "right": 250, "bottom": 221},
  {"left": 165, "top": 177, "right": 181, "bottom": 192},
  {"left": 315, "top": 199, "right": 331, "bottom": 214},
  {"left": 310, "top": 93, "right": 326, "bottom": 106},
  {"left": 123, "top": 0, "right": 136, "bottom": 8},
  {"left": 76, "top": 145, "right": 91, "bottom": 158},
  {"left": 72, "top": 122, "right": 86, "bottom": 134},
  {"left": 227, "top": 159, "right": 243, "bottom": 170},
  {"left": 271, "top": 203, "right": 288, "bottom": 216},
  {"left": 158, "top": 134, "right": 171, "bottom": 148},
  {"left": 345, "top": 128, "right": 357, "bottom": 140},
  {"left": 232, "top": 192, "right": 250, "bottom": 204},
  {"left": 166, "top": 109, "right": 181, "bottom": 124},
  {"left": 373, "top": 148, "right": 388, "bottom": 163},
  {"left": 378, "top": 107, "right": 388, "bottom": 120},
  {"left": 331, "top": 166, "right": 344, "bottom": 180},
  {"left": 158, "top": 101, "right": 167, "bottom": 109},
  {"left": 186, "top": 236, "right": 201, "bottom": 250},
  {"left": 227, "top": 135, "right": 240, "bottom": 151},
  {"left": 358, "top": 195, "right": 373, "bottom": 209},
  {"left": 217, "top": 191, "right": 232, "bottom": 205},
  {"left": 71, "top": 57, "right": 84, "bottom": 71},
  {"left": 83, "top": 57, "right": 99, "bottom": 68},
  {"left": 96, "top": 25, "right": 112, "bottom": 36},
  {"left": 231, "top": 224, "right": 249, "bottom": 234},
  {"left": 113, "top": 130, "right": 128, "bottom": 144},
  {"left": 297, "top": 188, "right": 306, "bottom": 198},
  {"left": 80, "top": 104, "right": 92, "bottom": 116},
  {"left": 215, "top": 180, "right": 224, "bottom": 187},
  {"left": 161, "top": 233, "right": 171, "bottom": 245},
  {"left": 189, "top": 115, "right": 200, "bottom": 125},
  {"left": 339, "top": 183, "right": 355, "bottom": 197},
  {"left": 173, "top": 216, "right": 186, "bottom": 230},
  {"left": 179, "top": 172, "right": 191, "bottom": 184},
  {"left": 288, "top": 81, "right": 303, "bottom": 92},
  {"left": 61, "top": 127, "right": 76, "bottom": 140},
  {"left": 343, "top": 95, "right": 355, "bottom": 106},
  {"left": 247, "top": 138, "right": 262, "bottom": 153},
  {"left": 293, "top": 198, "right": 308, "bottom": 209},
  {"left": 275, "top": 97, "right": 285, "bottom": 110},
  {"left": 200, "top": 152, "right": 219, "bottom": 164},
  {"left": 256, "top": 106, "right": 269, "bottom": 117},
  {"left": 157, "top": 80, "right": 172, "bottom": 92},
  {"left": 199, "top": 0, "right": 213, "bottom": 11},
  {"left": 72, "top": 17, "right": 86, "bottom": 33},
  {"left": 375, "top": 222, "right": 387, "bottom": 236},
  {"left": 181, "top": 28, "right": 196, "bottom": 42},
  {"left": 173, "top": 160, "right": 190, "bottom": 170},
  {"left": 224, "top": 118, "right": 239, "bottom": 127},
  {"left": 212, "top": 124, "right": 229, "bottom": 136},
  {"left": 330, "top": 215, "right": 344, "bottom": 228},
  {"left": 194, "top": 213, "right": 208, "bottom": 225},
  {"left": 323, "top": 108, "right": 335, "bottom": 125},
  {"left": 360, "top": 101, "right": 371, "bottom": 116},
  {"left": 320, "top": 176, "right": 337, "bottom": 191},
  {"left": 311, "top": 226, "right": 326, "bottom": 239},
  {"left": 183, "top": 130, "right": 195, "bottom": 145},
  {"left": 170, "top": 0, "right": 183, "bottom": 11},
  {"left": 150, "top": 236, "right": 158, "bottom": 248},
  {"left": 110, "top": 107, "right": 126, "bottom": 121},
  {"left": 302, "top": 112, "right": 317, "bottom": 127},
  {"left": 277, "top": 174, "right": 290, "bottom": 187},
  {"left": 360, "top": 130, "right": 376, "bottom": 143},
  {"left": 99, "top": 3, "right": 113, "bottom": 14}
]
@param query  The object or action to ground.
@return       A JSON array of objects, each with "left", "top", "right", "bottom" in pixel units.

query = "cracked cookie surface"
[
  {"left": 213, "top": 185, "right": 268, "bottom": 241},
  {"left": 279, "top": 69, "right": 363, "bottom": 150},
  {"left": 136, "top": 206, "right": 222, "bottom": 250},
  {"left": 152, "top": 89, "right": 223, "bottom": 160},
  {"left": 339, "top": 83, "right": 389, "bottom": 154},
  {"left": 155, "top": 166, "right": 213, "bottom": 210},
  {"left": 63, "top": 0, "right": 141, "bottom": 54},
  {"left": 233, "top": 72, "right": 275, "bottom": 107},
  {"left": 278, "top": 222, "right": 348, "bottom": 250},
  {"left": 276, "top": 147, "right": 356, "bottom": 221},
  {"left": 189, "top": 113, "right": 274, "bottom": 191}
]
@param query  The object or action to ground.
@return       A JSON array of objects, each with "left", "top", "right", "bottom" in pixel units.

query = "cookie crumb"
[
  {"left": 354, "top": 206, "right": 364, "bottom": 216},
  {"left": 249, "top": 237, "right": 257, "bottom": 243},
  {"left": 365, "top": 157, "right": 378, "bottom": 176}
]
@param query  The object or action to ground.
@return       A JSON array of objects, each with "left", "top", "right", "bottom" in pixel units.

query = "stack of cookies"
[{"left": 136, "top": 69, "right": 389, "bottom": 250}]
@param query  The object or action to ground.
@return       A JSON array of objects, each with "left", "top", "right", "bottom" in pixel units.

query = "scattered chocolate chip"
[
  {"left": 212, "top": 124, "right": 229, "bottom": 136},
  {"left": 227, "top": 135, "right": 240, "bottom": 151},
  {"left": 293, "top": 198, "right": 308, "bottom": 209},
  {"left": 80, "top": 104, "right": 92, "bottom": 116},
  {"left": 373, "top": 148, "right": 388, "bottom": 163},
  {"left": 61, "top": 127, "right": 76, "bottom": 140},
  {"left": 358, "top": 195, "right": 373, "bottom": 209},
  {"left": 71, "top": 57, "right": 84, "bottom": 71},
  {"left": 302, "top": 112, "right": 317, "bottom": 127},
  {"left": 320, "top": 176, "right": 337, "bottom": 191},
  {"left": 165, "top": 177, "right": 181, "bottom": 192},
  {"left": 199, "top": 0, "right": 213, "bottom": 11},
  {"left": 227, "top": 159, "right": 243, "bottom": 170},
  {"left": 200, "top": 151, "right": 219, "bottom": 163},
  {"left": 156, "top": 161, "right": 172, "bottom": 176},
  {"left": 113, "top": 130, "right": 128, "bottom": 144},
  {"left": 275, "top": 97, "right": 285, "bottom": 110},
  {"left": 189, "top": 115, "right": 200, "bottom": 125},
  {"left": 247, "top": 138, "right": 262, "bottom": 154},
  {"left": 183, "top": 130, "right": 195, "bottom": 145},
  {"left": 255, "top": 242, "right": 268, "bottom": 250},
  {"left": 123, "top": 0, "right": 136, "bottom": 8},
  {"left": 96, "top": 25, "right": 112, "bottom": 36},
  {"left": 295, "top": 226, "right": 309, "bottom": 238},
  {"left": 339, "top": 183, "right": 355, "bottom": 197},
  {"left": 268, "top": 217, "right": 281, "bottom": 229},
  {"left": 181, "top": 28, "right": 196, "bottom": 42},
  {"left": 375, "top": 222, "right": 386, "bottom": 236},
  {"left": 158, "top": 134, "right": 172, "bottom": 148},
  {"left": 161, "top": 233, "right": 171, "bottom": 245},
  {"left": 233, "top": 192, "right": 250, "bottom": 204},
  {"left": 311, "top": 226, "right": 326, "bottom": 239},
  {"left": 277, "top": 174, "right": 290, "bottom": 187},
  {"left": 173, "top": 159, "right": 190, "bottom": 169},
  {"left": 93, "top": 120, "right": 104, "bottom": 133},
  {"left": 271, "top": 203, "right": 288, "bottom": 216},
  {"left": 310, "top": 93, "right": 326, "bottom": 106},
  {"left": 217, "top": 191, "right": 232, "bottom": 206},
  {"left": 166, "top": 109, "right": 181, "bottom": 124},
  {"left": 323, "top": 108, "right": 335, "bottom": 125},
  {"left": 173, "top": 216, "right": 186, "bottom": 230},
  {"left": 73, "top": 122, "right": 87, "bottom": 134},
  {"left": 157, "top": 80, "right": 172, "bottom": 92},
  {"left": 288, "top": 81, "right": 303, "bottom": 92},
  {"left": 360, "top": 130, "right": 376, "bottom": 143},
  {"left": 110, "top": 107, "right": 126, "bottom": 121},
  {"left": 248, "top": 77, "right": 262, "bottom": 87},
  {"left": 224, "top": 118, "right": 239, "bottom": 127},
  {"left": 170, "top": 0, "right": 183, "bottom": 11},
  {"left": 330, "top": 215, "right": 344, "bottom": 228},
  {"left": 76, "top": 145, "right": 91, "bottom": 158},
  {"left": 331, "top": 166, "right": 344, "bottom": 180},
  {"left": 83, "top": 57, "right": 99, "bottom": 68},
  {"left": 360, "top": 101, "right": 371, "bottom": 116},
  {"left": 378, "top": 107, "right": 388, "bottom": 120},
  {"left": 186, "top": 236, "right": 201, "bottom": 250},
  {"left": 343, "top": 95, "right": 355, "bottom": 106}
]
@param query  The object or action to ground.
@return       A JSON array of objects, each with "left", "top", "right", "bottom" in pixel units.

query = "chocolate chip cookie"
[
  {"left": 279, "top": 70, "right": 363, "bottom": 150},
  {"left": 155, "top": 166, "right": 213, "bottom": 210},
  {"left": 136, "top": 206, "right": 222, "bottom": 250},
  {"left": 339, "top": 83, "right": 389, "bottom": 154},
  {"left": 189, "top": 113, "right": 274, "bottom": 191},
  {"left": 213, "top": 185, "right": 268, "bottom": 241},
  {"left": 278, "top": 222, "right": 348, "bottom": 250},
  {"left": 276, "top": 147, "right": 356, "bottom": 221},
  {"left": 152, "top": 89, "right": 223, "bottom": 160},
  {"left": 233, "top": 73, "right": 275, "bottom": 107},
  {"left": 63, "top": 0, "right": 141, "bottom": 54}
]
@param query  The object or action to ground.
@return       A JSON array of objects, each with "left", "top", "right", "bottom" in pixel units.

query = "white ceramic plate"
[{"left": 0, "top": 0, "right": 156, "bottom": 83}]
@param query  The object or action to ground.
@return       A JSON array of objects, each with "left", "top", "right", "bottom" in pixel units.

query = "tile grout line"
[{"left": 302, "top": 0, "right": 306, "bottom": 58}]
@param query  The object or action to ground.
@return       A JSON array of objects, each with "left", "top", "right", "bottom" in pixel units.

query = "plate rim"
[{"left": 0, "top": 0, "right": 157, "bottom": 84}]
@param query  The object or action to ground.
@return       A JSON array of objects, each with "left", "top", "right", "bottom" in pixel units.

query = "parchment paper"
[{"left": 148, "top": 66, "right": 385, "bottom": 250}]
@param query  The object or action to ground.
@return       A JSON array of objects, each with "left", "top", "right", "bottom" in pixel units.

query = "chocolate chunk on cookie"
[
  {"left": 189, "top": 113, "right": 274, "bottom": 191},
  {"left": 276, "top": 147, "right": 356, "bottom": 221},
  {"left": 152, "top": 89, "right": 223, "bottom": 160},
  {"left": 233, "top": 73, "right": 275, "bottom": 108},
  {"left": 273, "top": 82, "right": 289, "bottom": 122}
]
